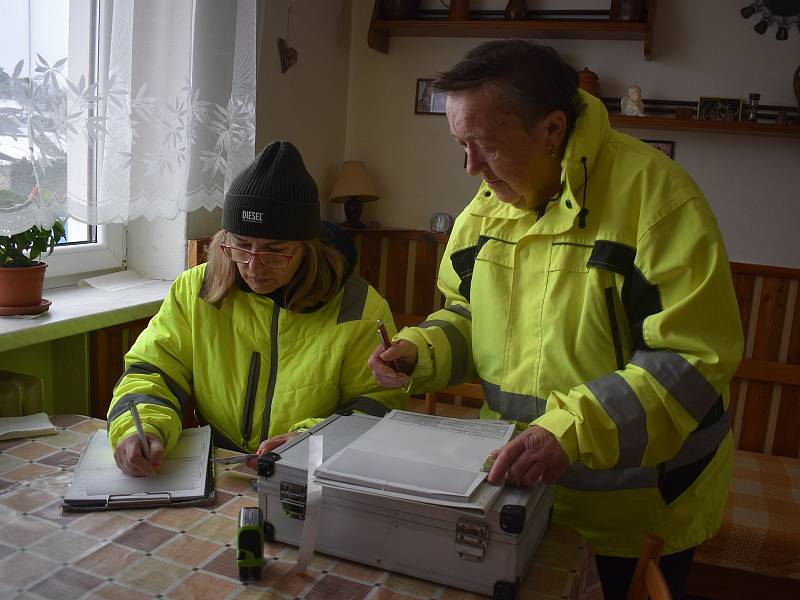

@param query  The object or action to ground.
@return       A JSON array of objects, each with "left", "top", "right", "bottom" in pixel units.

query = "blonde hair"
[{"left": 202, "top": 230, "right": 348, "bottom": 311}]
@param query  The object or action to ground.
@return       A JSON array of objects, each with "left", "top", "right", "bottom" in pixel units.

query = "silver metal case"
[{"left": 258, "top": 414, "right": 553, "bottom": 599}]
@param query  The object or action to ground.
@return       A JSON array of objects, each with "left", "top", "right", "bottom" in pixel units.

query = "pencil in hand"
[
  {"left": 376, "top": 319, "right": 400, "bottom": 372},
  {"left": 129, "top": 402, "right": 156, "bottom": 477}
]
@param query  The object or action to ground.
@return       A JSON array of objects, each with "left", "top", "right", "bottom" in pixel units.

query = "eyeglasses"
[{"left": 220, "top": 243, "right": 300, "bottom": 268}]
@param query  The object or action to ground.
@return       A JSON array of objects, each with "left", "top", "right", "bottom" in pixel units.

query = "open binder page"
[
  {"left": 314, "top": 410, "right": 514, "bottom": 501},
  {"left": 64, "top": 426, "right": 211, "bottom": 506}
]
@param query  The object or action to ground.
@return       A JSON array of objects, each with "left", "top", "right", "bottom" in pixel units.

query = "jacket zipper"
[
  {"left": 604, "top": 287, "right": 625, "bottom": 370},
  {"left": 259, "top": 306, "right": 281, "bottom": 442},
  {"left": 241, "top": 351, "right": 261, "bottom": 446}
]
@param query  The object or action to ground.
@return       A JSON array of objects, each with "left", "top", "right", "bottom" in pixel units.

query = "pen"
[
  {"left": 377, "top": 319, "right": 399, "bottom": 372},
  {"left": 214, "top": 454, "right": 257, "bottom": 465},
  {"left": 129, "top": 402, "right": 151, "bottom": 462}
]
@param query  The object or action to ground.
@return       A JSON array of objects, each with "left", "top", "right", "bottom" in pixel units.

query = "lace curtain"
[{"left": 0, "top": 0, "right": 257, "bottom": 236}]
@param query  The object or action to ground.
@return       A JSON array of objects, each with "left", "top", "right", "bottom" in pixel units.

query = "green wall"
[{"left": 0, "top": 334, "right": 90, "bottom": 416}]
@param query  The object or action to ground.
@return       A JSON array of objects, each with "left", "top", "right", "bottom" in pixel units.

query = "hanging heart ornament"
[{"left": 278, "top": 38, "right": 297, "bottom": 73}]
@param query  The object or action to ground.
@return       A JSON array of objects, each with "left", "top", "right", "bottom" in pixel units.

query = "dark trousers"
[{"left": 595, "top": 546, "right": 695, "bottom": 600}]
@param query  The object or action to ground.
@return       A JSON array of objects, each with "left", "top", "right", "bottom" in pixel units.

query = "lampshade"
[{"left": 329, "top": 161, "right": 379, "bottom": 203}]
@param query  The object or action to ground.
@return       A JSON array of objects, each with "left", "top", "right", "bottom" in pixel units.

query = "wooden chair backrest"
[
  {"left": 345, "top": 228, "right": 449, "bottom": 327},
  {"left": 728, "top": 262, "right": 800, "bottom": 457},
  {"left": 424, "top": 382, "right": 484, "bottom": 415},
  {"left": 627, "top": 535, "right": 672, "bottom": 600},
  {"left": 187, "top": 238, "right": 211, "bottom": 269}
]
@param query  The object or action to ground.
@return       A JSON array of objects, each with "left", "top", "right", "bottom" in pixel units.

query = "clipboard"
[{"left": 62, "top": 426, "right": 215, "bottom": 512}]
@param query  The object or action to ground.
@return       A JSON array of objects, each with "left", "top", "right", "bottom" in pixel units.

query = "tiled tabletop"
[{"left": 0, "top": 416, "right": 602, "bottom": 600}]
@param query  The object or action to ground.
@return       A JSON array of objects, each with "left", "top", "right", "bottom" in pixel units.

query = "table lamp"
[{"left": 329, "top": 160, "right": 378, "bottom": 229}]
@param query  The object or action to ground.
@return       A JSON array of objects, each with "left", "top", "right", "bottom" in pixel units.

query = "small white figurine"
[{"left": 621, "top": 85, "right": 645, "bottom": 117}]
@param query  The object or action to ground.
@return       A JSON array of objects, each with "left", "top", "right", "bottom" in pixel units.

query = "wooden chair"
[
  {"left": 423, "top": 381, "right": 485, "bottom": 416},
  {"left": 344, "top": 228, "right": 448, "bottom": 319},
  {"left": 89, "top": 317, "right": 151, "bottom": 418},
  {"left": 626, "top": 535, "right": 672, "bottom": 600}
]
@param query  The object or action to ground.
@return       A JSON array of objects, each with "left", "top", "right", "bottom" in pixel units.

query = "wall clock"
[
  {"left": 741, "top": 1, "right": 800, "bottom": 39},
  {"left": 430, "top": 212, "right": 454, "bottom": 235}
]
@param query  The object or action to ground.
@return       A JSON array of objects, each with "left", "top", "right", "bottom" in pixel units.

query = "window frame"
[{"left": 45, "top": 0, "right": 125, "bottom": 285}]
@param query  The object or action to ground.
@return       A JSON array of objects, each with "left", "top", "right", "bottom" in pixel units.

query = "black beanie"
[{"left": 222, "top": 141, "right": 320, "bottom": 240}]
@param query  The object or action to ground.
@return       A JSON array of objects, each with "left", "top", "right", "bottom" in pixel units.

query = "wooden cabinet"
[{"left": 368, "top": 0, "right": 658, "bottom": 60}]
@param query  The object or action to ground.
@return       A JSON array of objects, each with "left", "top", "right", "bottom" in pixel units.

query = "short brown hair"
[
  {"left": 202, "top": 230, "right": 347, "bottom": 311},
  {"left": 433, "top": 39, "right": 579, "bottom": 132}
]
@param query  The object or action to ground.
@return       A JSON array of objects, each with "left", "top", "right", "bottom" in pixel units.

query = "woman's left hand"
[{"left": 245, "top": 432, "right": 300, "bottom": 469}]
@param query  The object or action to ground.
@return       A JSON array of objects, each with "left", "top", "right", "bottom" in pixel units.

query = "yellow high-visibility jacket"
[
  {"left": 108, "top": 264, "right": 407, "bottom": 454},
  {"left": 398, "top": 90, "right": 743, "bottom": 556}
]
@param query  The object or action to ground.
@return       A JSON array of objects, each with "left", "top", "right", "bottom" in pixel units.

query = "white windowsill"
[{"left": 0, "top": 280, "right": 173, "bottom": 353}]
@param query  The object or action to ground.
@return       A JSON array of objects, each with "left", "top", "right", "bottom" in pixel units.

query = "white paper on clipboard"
[{"left": 63, "top": 427, "right": 211, "bottom": 509}]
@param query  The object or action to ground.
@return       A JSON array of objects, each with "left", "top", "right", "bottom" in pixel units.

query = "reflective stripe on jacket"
[
  {"left": 108, "top": 265, "right": 407, "bottom": 454},
  {"left": 398, "top": 90, "right": 744, "bottom": 556}
]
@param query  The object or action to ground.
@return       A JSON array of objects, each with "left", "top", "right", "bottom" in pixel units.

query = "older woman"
[
  {"left": 110, "top": 140, "right": 405, "bottom": 475},
  {"left": 369, "top": 40, "right": 742, "bottom": 599}
]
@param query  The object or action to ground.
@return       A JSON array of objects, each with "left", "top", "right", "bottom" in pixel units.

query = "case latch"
[
  {"left": 455, "top": 520, "right": 488, "bottom": 561},
  {"left": 257, "top": 452, "right": 281, "bottom": 478},
  {"left": 279, "top": 481, "right": 307, "bottom": 520}
]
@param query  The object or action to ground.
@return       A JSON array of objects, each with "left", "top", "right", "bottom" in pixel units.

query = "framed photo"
[
  {"left": 697, "top": 97, "right": 742, "bottom": 122},
  {"left": 642, "top": 139, "right": 675, "bottom": 159},
  {"left": 415, "top": 79, "right": 447, "bottom": 115}
]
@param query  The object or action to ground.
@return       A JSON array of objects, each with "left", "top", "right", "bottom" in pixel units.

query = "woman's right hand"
[
  {"left": 368, "top": 340, "right": 418, "bottom": 389},
  {"left": 114, "top": 432, "right": 165, "bottom": 477}
]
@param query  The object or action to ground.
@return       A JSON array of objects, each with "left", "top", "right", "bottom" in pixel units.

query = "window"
[{"left": 0, "top": 0, "right": 125, "bottom": 283}]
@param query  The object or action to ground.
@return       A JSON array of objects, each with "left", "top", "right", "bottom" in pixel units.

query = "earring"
[{"left": 548, "top": 148, "right": 557, "bottom": 159}]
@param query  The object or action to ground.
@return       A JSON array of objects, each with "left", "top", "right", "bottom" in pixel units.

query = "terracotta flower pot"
[{"left": 0, "top": 262, "right": 47, "bottom": 308}]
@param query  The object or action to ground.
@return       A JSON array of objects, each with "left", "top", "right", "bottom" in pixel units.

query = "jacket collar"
[
  {"left": 468, "top": 90, "right": 610, "bottom": 236},
  {"left": 560, "top": 90, "right": 609, "bottom": 208}
]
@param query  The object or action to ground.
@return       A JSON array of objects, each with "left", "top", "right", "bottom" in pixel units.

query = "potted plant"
[{"left": 0, "top": 188, "right": 65, "bottom": 314}]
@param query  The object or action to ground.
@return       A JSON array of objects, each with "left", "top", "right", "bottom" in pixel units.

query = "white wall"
[
  {"left": 127, "top": 215, "right": 187, "bottom": 279},
  {"left": 345, "top": 0, "right": 800, "bottom": 267},
  {"left": 258, "top": 0, "right": 352, "bottom": 222}
]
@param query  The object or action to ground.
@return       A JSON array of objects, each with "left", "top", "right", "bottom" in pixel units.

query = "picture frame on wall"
[
  {"left": 415, "top": 79, "right": 447, "bottom": 115},
  {"left": 642, "top": 139, "right": 675, "bottom": 159},
  {"left": 697, "top": 97, "right": 742, "bottom": 122}
]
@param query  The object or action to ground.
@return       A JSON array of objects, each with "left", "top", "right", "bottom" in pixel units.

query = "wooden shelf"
[
  {"left": 609, "top": 114, "right": 800, "bottom": 138},
  {"left": 368, "top": 1, "right": 657, "bottom": 60}
]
